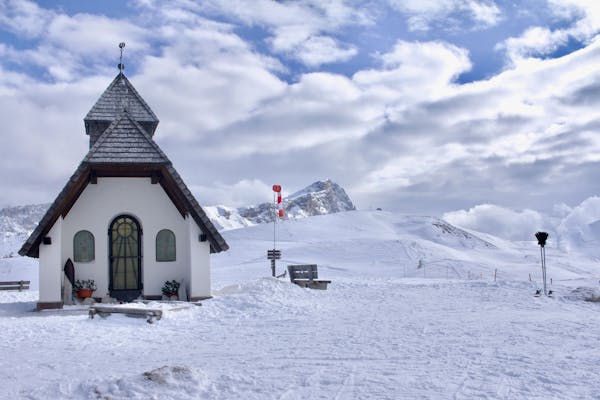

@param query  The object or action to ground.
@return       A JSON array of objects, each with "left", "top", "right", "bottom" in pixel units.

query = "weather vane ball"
[{"left": 118, "top": 42, "right": 126, "bottom": 72}]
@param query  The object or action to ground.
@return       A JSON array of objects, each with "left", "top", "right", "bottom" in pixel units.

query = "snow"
[{"left": 1, "top": 210, "right": 600, "bottom": 399}]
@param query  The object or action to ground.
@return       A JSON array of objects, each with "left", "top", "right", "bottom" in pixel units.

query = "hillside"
[{"left": 212, "top": 210, "right": 599, "bottom": 287}]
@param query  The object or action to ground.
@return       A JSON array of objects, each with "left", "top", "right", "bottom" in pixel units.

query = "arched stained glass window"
[
  {"left": 109, "top": 215, "right": 141, "bottom": 293},
  {"left": 73, "top": 230, "right": 95, "bottom": 262},
  {"left": 156, "top": 229, "right": 176, "bottom": 262}
]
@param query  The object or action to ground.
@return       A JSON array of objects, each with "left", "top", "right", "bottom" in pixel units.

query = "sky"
[{"left": 0, "top": 0, "right": 599, "bottom": 220}]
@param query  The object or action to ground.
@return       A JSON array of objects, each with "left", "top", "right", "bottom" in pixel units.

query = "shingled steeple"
[{"left": 84, "top": 72, "right": 159, "bottom": 148}]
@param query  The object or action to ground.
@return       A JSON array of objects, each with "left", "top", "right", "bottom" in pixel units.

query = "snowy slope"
[
  {"left": 2, "top": 210, "right": 600, "bottom": 399},
  {"left": 212, "top": 210, "right": 599, "bottom": 287}
]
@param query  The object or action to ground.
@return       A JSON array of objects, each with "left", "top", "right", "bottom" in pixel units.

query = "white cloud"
[
  {"left": 498, "top": 0, "right": 600, "bottom": 64},
  {"left": 190, "top": 179, "right": 273, "bottom": 207},
  {"left": 556, "top": 196, "right": 600, "bottom": 252},
  {"left": 388, "top": 0, "right": 501, "bottom": 31},
  {"left": 191, "top": 0, "right": 372, "bottom": 66},
  {"left": 443, "top": 204, "right": 548, "bottom": 241},
  {"left": 0, "top": 0, "right": 53, "bottom": 38},
  {"left": 353, "top": 40, "right": 472, "bottom": 105},
  {"left": 0, "top": 1, "right": 150, "bottom": 81},
  {"left": 270, "top": 32, "right": 357, "bottom": 67},
  {"left": 559, "top": 196, "right": 600, "bottom": 229},
  {"left": 498, "top": 26, "right": 576, "bottom": 63}
]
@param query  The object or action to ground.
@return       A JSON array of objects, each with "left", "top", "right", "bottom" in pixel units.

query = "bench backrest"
[
  {"left": 0, "top": 280, "right": 31, "bottom": 291},
  {"left": 287, "top": 264, "right": 318, "bottom": 281}
]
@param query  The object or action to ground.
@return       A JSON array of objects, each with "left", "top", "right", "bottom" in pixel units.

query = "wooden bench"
[
  {"left": 0, "top": 280, "right": 30, "bottom": 291},
  {"left": 89, "top": 305, "right": 163, "bottom": 324},
  {"left": 287, "top": 264, "right": 331, "bottom": 290}
]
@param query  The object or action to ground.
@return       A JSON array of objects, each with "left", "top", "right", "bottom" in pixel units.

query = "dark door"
[{"left": 109, "top": 215, "right": 142, "bottom": 301}]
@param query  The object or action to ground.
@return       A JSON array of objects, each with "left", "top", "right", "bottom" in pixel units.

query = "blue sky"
[{"left": 0, "top": 0, "right": 599, "bottom": 224}]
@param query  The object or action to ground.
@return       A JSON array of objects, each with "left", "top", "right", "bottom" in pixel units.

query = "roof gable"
[
  {"left": 84, "top": 73, "right": 159, "bottom": 133},
  {"left": 19, "top": 163, "right": 229, "bottom": 257},
  {"left": 85, "top": 112, "right": 169, "bottom": 164}
]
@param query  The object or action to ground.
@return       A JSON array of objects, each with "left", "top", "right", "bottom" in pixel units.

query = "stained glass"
[{"left": 110, "top": 216, "right": 140, "bottom": 290}]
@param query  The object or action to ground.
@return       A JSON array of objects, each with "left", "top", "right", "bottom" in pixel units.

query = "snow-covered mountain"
[
  {"left": 0, "top": 204, "right": 49, "bottom": 258},
  {"left": 206, "top": 179, "right": 355, "bottom": 230}
]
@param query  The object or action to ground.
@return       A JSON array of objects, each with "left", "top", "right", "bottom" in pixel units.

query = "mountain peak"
[
  {"left": 207, "top": 180, "right": 355, "bottom": 230},
  {"left": 285, "top": 180, "right": 355, "bottom": 217}
]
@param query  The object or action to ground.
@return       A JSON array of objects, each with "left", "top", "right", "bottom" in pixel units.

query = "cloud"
[
  {"left": 269, "top": 31, "right": 357, "bottom": 67},
  {"left": 498, "top": 0, "right": 600, "bottom": 64},
  {"left": 388, "top": 0, "right": 501, "bottom": 31},
  {"left": 355, "top": 40, "right": 472, "bottom": 99},
  {"left": 559, "top": 196, "right": 600, "bottom": 229},
  {"left": 0, "top": 0, "right": 53, "bottom": 38},
  {"left": 0, "top": 0, "right": 150, "bottom": 81},
  {"left": 190, "top": 0, "right": 372, "bottom": 66},
  {"left": 443, "top": 204, "right": 548, "bottom": 241},
  {"left": 189, "top": 179, "right": 273, "bottom": 207},
  {"left": 555, "top": 196, "right": 600, "bottom": 252}
]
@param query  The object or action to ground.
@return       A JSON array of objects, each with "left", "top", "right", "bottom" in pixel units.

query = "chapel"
[{"left": 19, "top": 61, "right": 228, "bottom": 310}]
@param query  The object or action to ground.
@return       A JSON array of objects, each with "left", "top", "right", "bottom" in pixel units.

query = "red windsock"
[{"left": 273, "top": 184, "right": 284, "bottom": 219}]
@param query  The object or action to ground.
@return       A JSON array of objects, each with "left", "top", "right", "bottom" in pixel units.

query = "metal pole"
[{"left": 541, "top": 246, "right": 547, "bottom": 296}]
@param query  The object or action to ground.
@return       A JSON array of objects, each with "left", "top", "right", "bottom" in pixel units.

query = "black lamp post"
[{"left": 535, "top": 232, "right": 549, "bottom": 296}]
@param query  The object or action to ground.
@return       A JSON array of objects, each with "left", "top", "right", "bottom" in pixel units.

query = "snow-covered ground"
[{"left": 1, "top": 210, "right": 600, "bottom": 399}]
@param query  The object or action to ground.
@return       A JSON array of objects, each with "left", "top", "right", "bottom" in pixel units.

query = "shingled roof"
[
  {"left": 85, "top": 72, "right": 158, "bottom": 124},
  {"left": 85, "top": 112, "right": 169, "bottom": 164},
  {"left": 20, "top": 74, "right": 228, "bottom": 258}
]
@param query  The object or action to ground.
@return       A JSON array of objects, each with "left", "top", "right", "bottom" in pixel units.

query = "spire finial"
[{"left": 118, "top": 42, "right": 126, "bottom": 73}]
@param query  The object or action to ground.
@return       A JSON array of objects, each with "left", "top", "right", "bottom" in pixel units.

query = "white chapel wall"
[
  {"left": 39, "top": 216, "right": 63, "bottom": 303},
  {"left": 188, "top": 217, "right": 211, "bottom": 299},
  {"left": 59, "top": 177, "right": 206, "bottom": 297}
]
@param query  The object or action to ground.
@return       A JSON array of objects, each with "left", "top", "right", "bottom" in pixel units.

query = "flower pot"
[{"left": 76, "top": 289, "right": 94, "bottom": 299}]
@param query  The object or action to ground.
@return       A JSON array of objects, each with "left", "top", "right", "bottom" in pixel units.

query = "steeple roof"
[
  {"left": 85, "top": 111, "right": 169, "bottom": 164},
  {"left": 84, "top": 72, "right": 159, "bottom": 135}
]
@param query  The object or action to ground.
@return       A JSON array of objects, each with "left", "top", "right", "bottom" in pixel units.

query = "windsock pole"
[{"left": 268, "top": 185, "right": 283, "bottom": 277}]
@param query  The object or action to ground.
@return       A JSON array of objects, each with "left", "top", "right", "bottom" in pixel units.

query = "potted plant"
[
  {"left": 74, "top": 279, "right": 97, "bottom": 299},
  {"left": 161, "top": 280, "right": 180, "bottom": 298}
]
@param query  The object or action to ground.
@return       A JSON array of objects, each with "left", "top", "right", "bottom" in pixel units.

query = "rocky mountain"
[{"left": 206, "top": 180, "right": 355, "bottom": 230}]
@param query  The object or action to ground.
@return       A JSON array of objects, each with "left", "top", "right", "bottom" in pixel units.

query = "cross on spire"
[{"left": 118, "top": 42, "right": 126, "bottom": 73}]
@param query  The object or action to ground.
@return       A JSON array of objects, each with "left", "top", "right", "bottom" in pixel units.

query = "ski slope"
[{"left": 1, "top": 210, "right": 600, "bottom": 399}]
